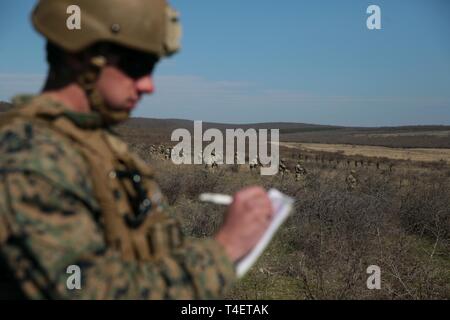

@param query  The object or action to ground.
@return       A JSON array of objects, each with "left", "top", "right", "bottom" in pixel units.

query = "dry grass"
[
  {"left": 129, "top": 141, "right": 450, "bottom": 300},
  {"left": 115, "top": 118, "right": 450, "bottom": 300},
  {"left": 279, "top": 142, "right": 450, "bottom": 164}
]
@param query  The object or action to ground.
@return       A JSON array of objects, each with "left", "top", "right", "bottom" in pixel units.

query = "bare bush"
[{"left": 127, "top": 138, "right": 450, "bottom": 299}]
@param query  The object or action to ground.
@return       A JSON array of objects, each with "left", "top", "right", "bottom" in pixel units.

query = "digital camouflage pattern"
[{"left": 0, "top": 95, "right": 236, "bottom": 299}]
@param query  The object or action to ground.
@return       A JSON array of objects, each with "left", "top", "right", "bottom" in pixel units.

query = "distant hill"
[
  {"left": 1, "top": 101, "right": 449, "bottom": 148},
  {"left": 122, "top": 117, "right": 450, "bottom": 135},
  {"left": 119, "top": 118, "right": 450, "bottom": 149},
  {"left": 120, "top": 117, "right": 341, "bottom": 133}
]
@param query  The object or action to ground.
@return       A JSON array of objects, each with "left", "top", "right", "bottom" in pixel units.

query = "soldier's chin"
[
  {"left": 124, "top": 100, "right": 137, "bottom": 111},
  {"left": 107, "top": 101, "right": 135, "bottom": 113}
]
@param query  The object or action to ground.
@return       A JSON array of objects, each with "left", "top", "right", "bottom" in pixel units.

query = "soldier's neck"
[{"left": 42, "top": 84, "right": 91, "bottom": 113}]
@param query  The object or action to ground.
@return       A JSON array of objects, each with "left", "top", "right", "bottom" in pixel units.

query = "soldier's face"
[{"left": 95, "top": 52, "right": 158, "bottom": 111}]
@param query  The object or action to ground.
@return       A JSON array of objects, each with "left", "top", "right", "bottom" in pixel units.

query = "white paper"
[
  {"left": 199, "top": 188, "right": 295, "bottom": 278},
  {"left": 235, "top": 188, "right": 294, "bottom": 278}
]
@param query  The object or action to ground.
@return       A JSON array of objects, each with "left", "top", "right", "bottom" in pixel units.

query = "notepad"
[
  {"left": 235, "top": 188, "right": 294, "bottom": 278},
  {"left": 199, "top": 188, "right": 295, "bottom": 278}
]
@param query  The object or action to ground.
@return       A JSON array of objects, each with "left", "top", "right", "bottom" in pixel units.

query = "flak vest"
[{"left": 0, "top": 96, "right": 184, "bottom": 262}]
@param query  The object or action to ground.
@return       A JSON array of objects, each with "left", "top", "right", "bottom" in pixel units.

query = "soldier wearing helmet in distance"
[{"left": 0, "top": 0, "right": 273, "bottom": 299}]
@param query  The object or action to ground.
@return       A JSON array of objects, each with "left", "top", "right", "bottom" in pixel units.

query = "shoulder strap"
[
  {"left": 0, "top": 169, "right": 23, "bottom": 246},
  {"left": 45, "top": 118, "right": 141, "bottom": 261},
  {"left": 0, "top": 211, "right": 10, "bottom": 246}
]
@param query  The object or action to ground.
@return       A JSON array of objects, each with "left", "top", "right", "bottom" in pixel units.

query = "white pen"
[{"left": 199, "top": 193, "right": 233, "bottom": 205}]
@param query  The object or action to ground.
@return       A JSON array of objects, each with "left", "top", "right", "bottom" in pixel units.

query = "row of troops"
[
  {"left": 149, "top": 144, "right": 172, "bottom": 160},
  {"left": 148, "top": 145, "right": 394, "bottom": 173},
  {"left": 146, "top": 146, "right": 363, "bottom": 187},
  {"left": 148, "top": 146, "right": 230, "bottom": 169},
  {"left": 278, "top": 159, "right": 307, "bottom": 181},
  {"left": 281, "top": 159, "right": 359, "bottom": 190},
  {"left": 147, "top": 145, "right": 308, "bottom": 179},
  {"left": 297, "top": 154, "right": 395, "bottom": 171}
]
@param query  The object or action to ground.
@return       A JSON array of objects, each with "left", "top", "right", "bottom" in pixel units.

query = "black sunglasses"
[{"left": 113, "top": 51, "right": 159, "bottom": 79}]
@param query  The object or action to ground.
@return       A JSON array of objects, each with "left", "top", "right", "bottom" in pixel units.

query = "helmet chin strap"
[{"left": 76, "top": 55, "right": 130, "bottom": 126}]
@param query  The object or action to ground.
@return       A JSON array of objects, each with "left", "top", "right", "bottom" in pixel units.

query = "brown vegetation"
[
  {"left": 2, "top": 100, "right": 448, "bottom": 299},
  {"left": 129, "top": 139, "right": 450, "bottom": 300}
]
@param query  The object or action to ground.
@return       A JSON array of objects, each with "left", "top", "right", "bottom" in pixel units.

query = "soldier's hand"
[{"left": 214, "top": 186, "right": 273, "bottom": 263}]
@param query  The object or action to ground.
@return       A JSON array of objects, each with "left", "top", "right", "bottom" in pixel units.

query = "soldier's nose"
[{"left": 136, "top": 75, "right": 155, "bottom": 94}]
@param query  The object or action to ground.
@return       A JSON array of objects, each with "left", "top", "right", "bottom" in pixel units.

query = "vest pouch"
[{"left": 146, "top": 217, "right": 184, "bottom": 259}]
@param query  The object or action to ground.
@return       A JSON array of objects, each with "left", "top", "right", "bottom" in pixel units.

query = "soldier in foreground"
[{"left": 0, "top": 0, "right": 273, "bottom": 299}]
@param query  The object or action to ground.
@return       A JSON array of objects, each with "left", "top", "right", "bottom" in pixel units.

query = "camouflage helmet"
[
  {"left": 31, "top": 0, "right": 181, "bottom": 126},
  {"left": 32, "top": 0, "right": 181, "bottom": 58}
]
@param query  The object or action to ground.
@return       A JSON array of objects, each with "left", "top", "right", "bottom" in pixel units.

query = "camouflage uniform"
[
  {"left": 164, "top": 147, "right": 172, "bottom": 160},
  {"left": 295, "top": 162, "right": 307, "bottom": 181},
  {"left": 279, "top": 159, "right": 289, "bottom": 176},
  {"left": 0, "top": 95, "right": 236, "bottom": 299}
]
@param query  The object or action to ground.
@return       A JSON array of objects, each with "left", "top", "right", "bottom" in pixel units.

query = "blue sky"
[{"left": 1, "top": 0, "right": 449, "bottom": 126}]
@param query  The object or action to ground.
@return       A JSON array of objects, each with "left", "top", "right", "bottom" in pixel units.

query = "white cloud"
[{"left": 1, "top": 73, "right": 448, "bottom": 125}]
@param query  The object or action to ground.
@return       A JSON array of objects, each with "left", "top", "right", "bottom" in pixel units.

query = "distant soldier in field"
[
  {"left": 389, "top": 163, "right": 394, "bottom": 172},
  {"left": 279, "top": 158, "right": 289, "bottom": 176},
  {"left": 346, "top": 170, "right": 357, "bottom": 190},
  {"left": 295, "top": 161, "right": 307, "bottom": 181},
  {"left": 232, "top": 151, "right": 241, "bottom": 173},
  {"left": 249, "top": 157, "right": 260, "bottom": 172},
  {"left": 204, "top": 150, "right": 221, "bottom": 170},
  {"left": 204, "top": 151, "right": 213, "bottom": 169},
  {"left": 0, "top": 0, "right": 273, "bottom": 300}
]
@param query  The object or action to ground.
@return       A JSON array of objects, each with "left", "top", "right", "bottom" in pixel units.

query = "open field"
[
  {"left": 278, "top": 142, "right": 450, "bottom": 164},
  {"left": 118, "top": 113, "right": 450, "bottom": 299},
  {"left": 355, "top": 130, "right": 450, "bottom": 138},
  {"left": 129, "top": 136, "right": 450, "bottom": 299},
  {"left": 2, "top": 101, "right": 450, "bottom": 299}
]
